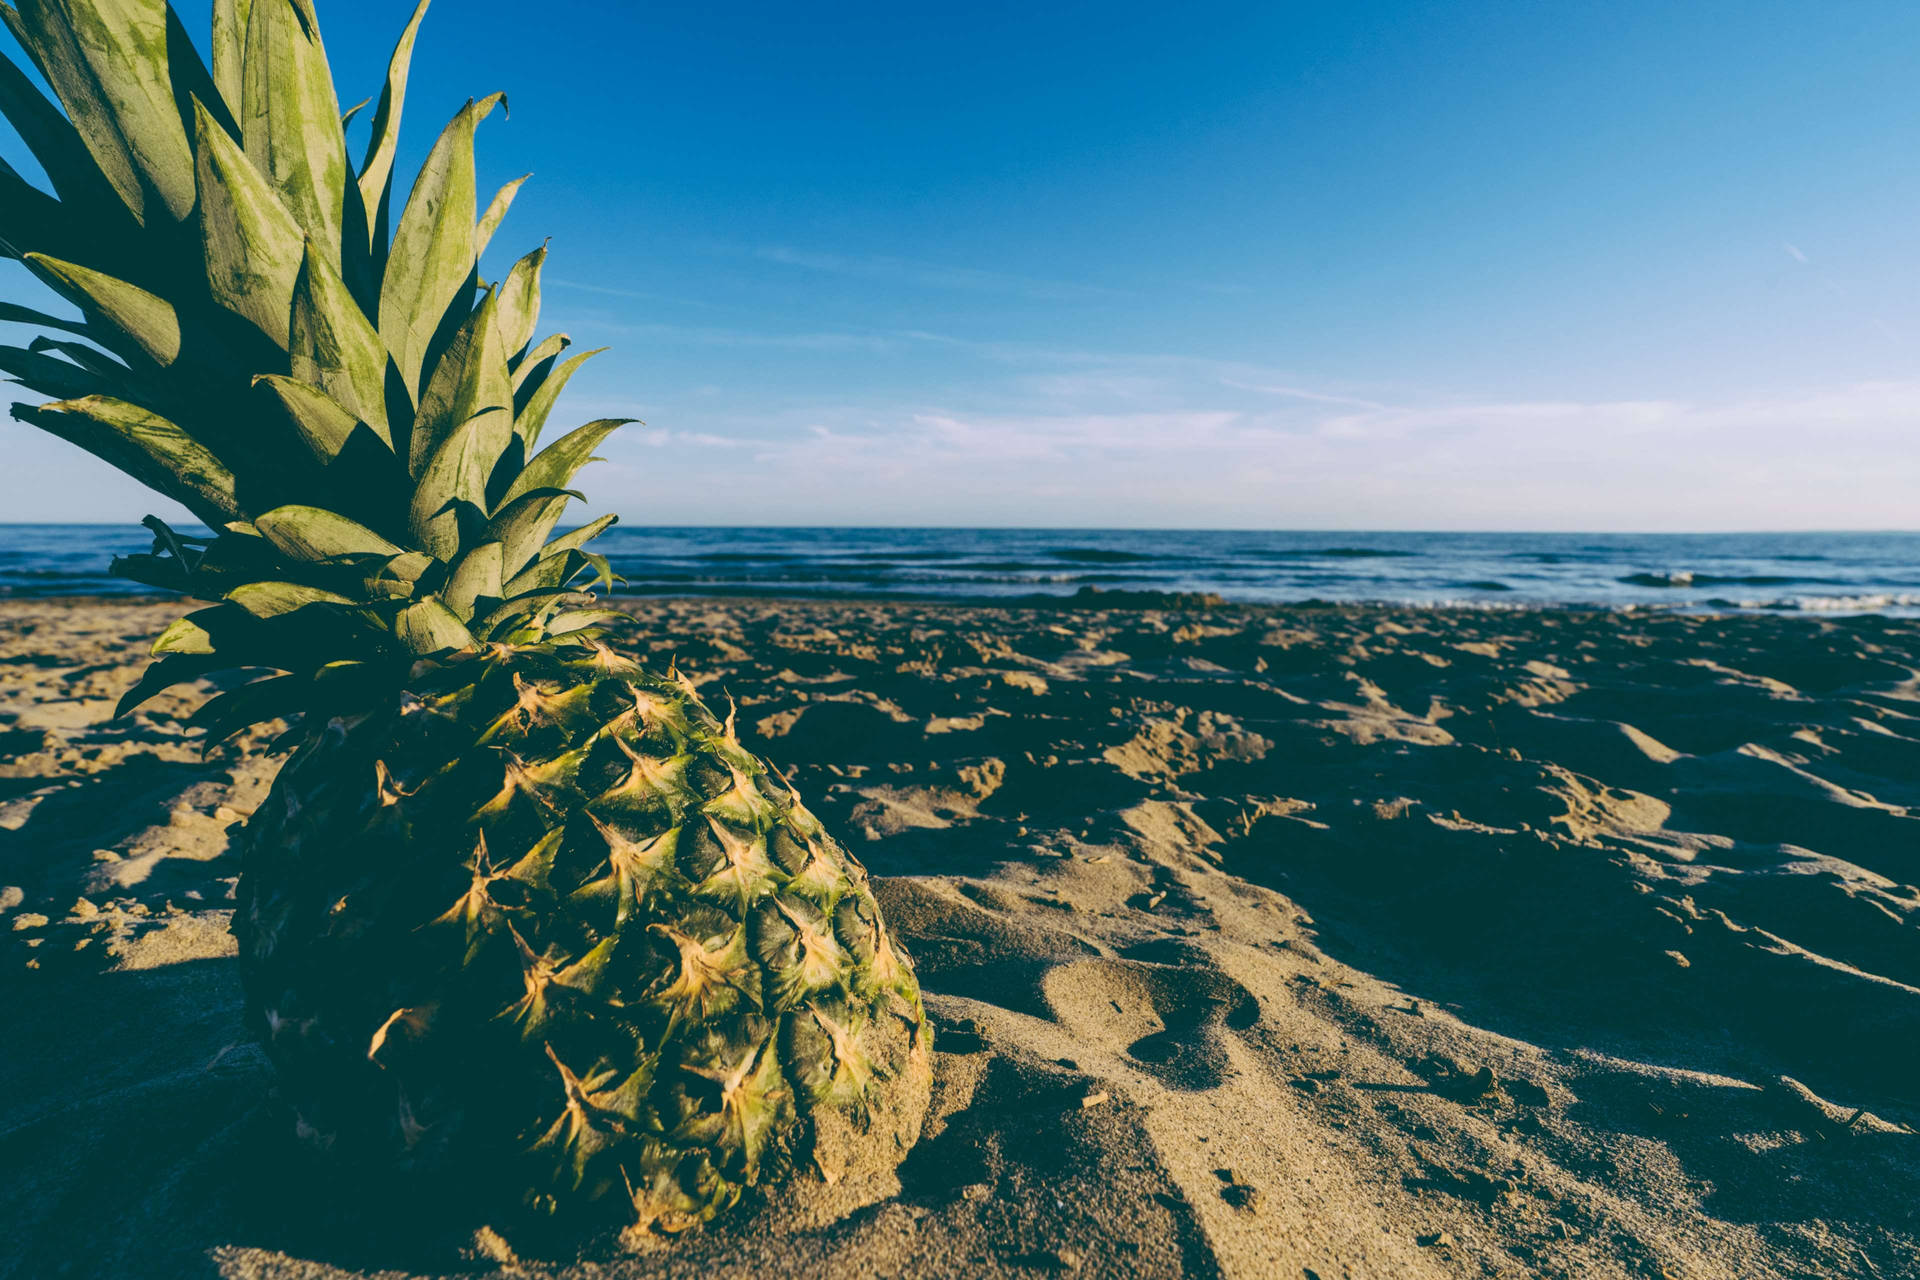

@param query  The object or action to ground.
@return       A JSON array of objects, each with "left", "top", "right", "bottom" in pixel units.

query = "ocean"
[{"left": 1, "top": 525, "right": 1917, "bottom": 615}]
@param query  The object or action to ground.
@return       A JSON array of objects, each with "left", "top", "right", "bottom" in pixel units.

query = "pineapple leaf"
[
  {"left": 444, "top": 539, "right": 504, "bottom": 615},
  {"left": 253, "top": 503, "right": 404, "bottom": 560},
  {"left": 0, "top": 299, "right": 91, "bottom": 336},
  {"left": 26, "top": 333, "right": 127, "bottom": 378},
  {"left": 289, "top": 242, "right": 390, "bottom": 435},
  {"left": 227, "top": 579, "right": 357, "bottom": 618},
  {"left": 544, "top": 513, "right": 618, "bottom": 558},
  {"left": 191, "top": 94, "right": 306, "bottom": 346},
  {"left": 15, "top": 395, "right": 239, "bottom": 525},
  {"left": 190, "top": 671, "right": 304, "bottom": 743},
  {"left": 485, "top": 486, "right": 584, "bottom": 582},
  {"left": 113, "top": 652, "right": 221, "bottom": 717},
  {"left": 472, "top": 586, "right": 586, "bottom": 638},
  {"left": 410, "top": 405, "right": 512, "bottom": 558},
  {"left": 151, "top": 609, "right": 220, "bottom": 654},
  {"left": 495, "top": 243, "right": 545, "bottom": 362},
  {"left": 0, "top": 153, "right": 69, "bottom": 260},
  {"left": 412, "top": 283, "right": 510, "bottom": 474},
  {"left": 474, "top": 172, "right": 528, "bottom": 257},
  {"left": 380, "top": 91, "right": 503, "bottom": 393},
  {"left": 361, "top": 549, "right": 436, "bottom": 599},
  {"left": 354, "top": 0, "right": 429, "bottom": 250},
  {"left": 498, "top": 552, "right": 573, "bottom": 599},
  {"left": 240, "top": 0, "right": 348, "bottom": 263},
  {"left": 545, "top": 608, "right": 623, "bottom": 637},
  {"left": 23, "top": 253, "right": 180, "bottom": 365},
  {"left": 0, "top": 341, "right": 114, "bottom": 399},
  {"left": 502, "top": 418, "right": 628, "bottom": 509},
  {"left": 210, "top": 0, "right": 252, "bottom": 117},
  {"left": 253, "top": 373, "right": 368, "bottom": 462},
  {"left": 393, "top": 593, "right": 474, "bottom": 654},
  {"left": 513, "top": 346, "right": 606, "bottom": 450},
  {"left": 0, "top": 34, "right": 127, "bottom": 217},
  {"left": 510, "top": 331, "right": 569, "bottom": 389},
  {"left": 9, "top": 0, "right": 197, "bottom": 224}
]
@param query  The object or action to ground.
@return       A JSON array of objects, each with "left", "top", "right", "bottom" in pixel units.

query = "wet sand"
[{"left": 1, "top": 595, "right": 1916, "bottom": 1278}]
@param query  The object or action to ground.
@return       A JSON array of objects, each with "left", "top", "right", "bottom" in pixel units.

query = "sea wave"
[
  {"left": 1709, "top": 593, "right": 1920, "bottom": 613},
  {"left": 1619, "top": 571, "right": 1842, "bottom": 589},
  {"left": 1238, "top": 546, "right": 1418, "bottom": 560}
]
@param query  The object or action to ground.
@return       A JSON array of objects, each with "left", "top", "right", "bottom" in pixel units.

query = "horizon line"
[{"left": 1, "top": 522, "right": 1916, "bottom": 537}]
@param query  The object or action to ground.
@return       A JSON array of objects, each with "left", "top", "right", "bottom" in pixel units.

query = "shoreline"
[
  {"left": 6, "top": 587, "right": 1919, "bottom": 618},
  {"left": 1, "top": 594, "right": 1915, "bottom": 1278}
]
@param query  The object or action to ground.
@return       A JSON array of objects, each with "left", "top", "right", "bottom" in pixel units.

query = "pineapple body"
[{"left": 234, "top": 640, "right": 931, "bottom": 1232}]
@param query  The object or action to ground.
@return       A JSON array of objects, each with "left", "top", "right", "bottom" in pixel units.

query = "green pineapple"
[{"left": 0, "top": 0, "right": 930, "bottom": 1236}]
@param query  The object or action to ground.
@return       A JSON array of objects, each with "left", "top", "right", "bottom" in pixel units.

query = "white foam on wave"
[{"left": 1720, "top": 592, "right": 1920, "bottom": 613}]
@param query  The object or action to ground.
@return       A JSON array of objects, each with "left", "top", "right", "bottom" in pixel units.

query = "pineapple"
[{"left": 0, "top": 0, "right": 929, "bottom": 1236}]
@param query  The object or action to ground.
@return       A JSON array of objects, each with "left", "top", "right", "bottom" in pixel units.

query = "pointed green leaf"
[
  {"left": 0, "top": 153, "right": 68, "bottom": 258},
  {"left": 191, "top": 672, "right": 304, "bottom": 743},
  {"left": 513, "top": 346, "right": 605, "bottom": 450},
  {"left": 16, "top": 395, "right": 238, "bottom": 525},
  {"left": 211, "top": 0, "right": 252, "bottom": 117},
  {"left": 393, "top": 594, "right": 473, "bottom": 654},
  {"left": 0, "top": 300, "right": 90, "bottom": 336},
  {"left": 23, "top": 253, "right": 179, "bottom": 365},
  {"left": 542, "top": 512, "right": 617, "bottom": 558},
  {"left": 0, "top": 343, "right": 112, "bottom": 399},
  {"left": 444, "top": 539, "right": 503, "bottom": 616},
  {"left": 253, "top": 374, "right": 363, "bottom": 463},
  {"left": 545, "top": 609, "right": 623, "bottom": 637},
  {"left": 380, "top": 91, "right": 502, "bottom": 391},
  {"left": 355, "top": 0, "right": 429, "bottom": 247},
  {"left": 0, "top": 34, "right": 125, "bottom": 215},
  {"left": 502, "top": 418, "right": 628, "bottom": 509},
  {"left": 253, "top": 504, "right": 405, "bottom": 561},
  {"left": 26, "top": 334, "right": 124, "bottom": 378},
  {"left": 409, "top": 405, "right": 511, "bottom": 558},
  {"left": 486, "top": 486, "right": 583, "bottom": 581},
  {"left": 289, "top": 242, "right": 390, "bottom": 435},
  {"left": 473, "top": 586, "right": 584, "bottom": 638},
  {"left": 474, "top": 172, "right": 528, "bottom": 257},
  {"left": 496, "top": 514, "right": 617, "bottom": 599},
  {"left": 412, "top": 284, "right": 511, "bottom": 474},
  {"left": 511, "top": 331, "right": 569, "bottom": 389},
  {"left": 192, "top": 96, "right": 304, "bottom": 346},
  {"left": 227, "top": 580, "right": 356, "bottom": 618},
  {"left": 362, "top": 549, "right": 435, "bottom": 599},
  {"left": 12, "top": 0, "right": 197, "bottom": 223},
  {"left": 499, "top": 552, "right": 573, "bottom": 599},
  {"left": 495, "top": 243, "right": 544, "bottom": 360},
  {"left": 114, "top": 654, "right": 221, "bottom": 718},
  {"left": 152, "top": 610, "right": 220, "bottom": 655},
  {"left": 240, "top": 0, "right": 347, "bottom": 263}
]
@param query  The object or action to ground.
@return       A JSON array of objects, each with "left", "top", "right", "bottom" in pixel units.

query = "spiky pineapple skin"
[{"left": 233, "top": 640, "right": 931, "bottom": 1233}]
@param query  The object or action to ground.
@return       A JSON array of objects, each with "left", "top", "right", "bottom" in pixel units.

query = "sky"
[{"left": 4, "top": 0, "right": 1920, "bottom": 530}]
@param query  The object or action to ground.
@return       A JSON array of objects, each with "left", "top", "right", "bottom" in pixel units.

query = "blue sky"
[{"left": 6, "top": 0, "right": 1920, "bottom": 528}]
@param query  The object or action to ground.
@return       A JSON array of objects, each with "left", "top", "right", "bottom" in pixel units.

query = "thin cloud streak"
[
  {"left": 747, "top": 244, "right": 1127, "bottom": 302},
  {"left": 593, "top": 380, "right": 1920, "bottom": 531}
]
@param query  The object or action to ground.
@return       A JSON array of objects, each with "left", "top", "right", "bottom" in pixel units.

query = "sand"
[{"left": 1, "top": 594, "right": 1916, "bottom": 1279}]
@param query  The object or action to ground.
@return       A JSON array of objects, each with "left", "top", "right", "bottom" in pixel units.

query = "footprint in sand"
[{"left": 1041, "top": 942, "right": 1260, "bottom": 1092}]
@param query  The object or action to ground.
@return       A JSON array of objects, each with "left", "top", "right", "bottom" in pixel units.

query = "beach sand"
[{"left": 1, "top": 595, "right": 1916, "bottom": 1279}]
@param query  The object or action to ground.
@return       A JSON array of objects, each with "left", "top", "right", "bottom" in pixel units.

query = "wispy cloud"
[
  {"left": 546, "top": 278, "right": 731, "bottom": 311},
  {"left": 1219, "top": 378, "right": 1386, "bottom": 410},
  {"left": 746, "top": 244, "right": 1126, "bottom": 302},
  {"left": 593, "top": 378, "right": 1920, "bottom": 530}
]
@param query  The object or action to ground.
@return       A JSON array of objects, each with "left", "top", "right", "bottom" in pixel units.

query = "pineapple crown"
[{"left": 0, "top": 0, "right": 630, "bottom": 737}]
